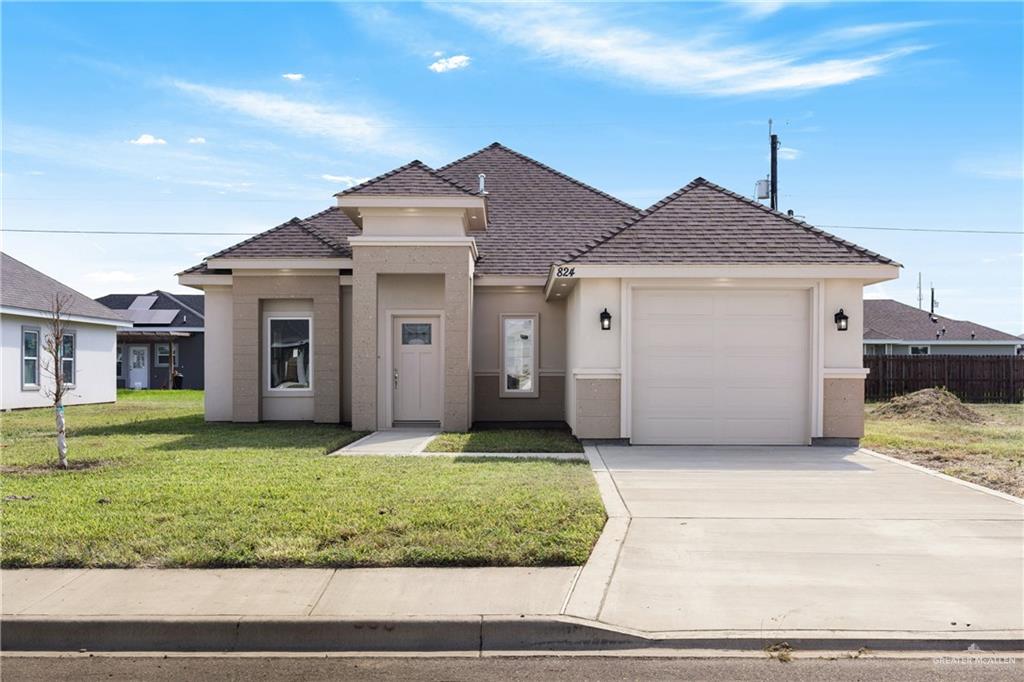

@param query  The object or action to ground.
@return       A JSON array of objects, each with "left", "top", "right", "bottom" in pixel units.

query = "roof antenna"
[
  {"left": 478, "top": 173, "right": 487, "bottom": 195},
  {"left": 769, "top": 119, "right": 780, "bottom": 211}
]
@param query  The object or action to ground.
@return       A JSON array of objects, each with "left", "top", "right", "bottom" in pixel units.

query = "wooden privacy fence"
[{"left": 864, "top": 355, "right": 1024, "bottom": 403}]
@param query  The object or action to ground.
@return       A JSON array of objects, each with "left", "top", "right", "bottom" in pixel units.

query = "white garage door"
[{"left": 631, "top": 289, "right": 810, "bottom": 445}]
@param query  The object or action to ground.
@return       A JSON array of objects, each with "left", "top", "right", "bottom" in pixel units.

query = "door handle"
[{"left": 393, "top": 368, "right": 399, "bottom": 389}]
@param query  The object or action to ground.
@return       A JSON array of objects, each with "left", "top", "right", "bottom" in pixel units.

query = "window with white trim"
[
  {"left": 910, "top": 346, "right": 930, "bottom": 355},
  {"left": 500, "top": 314, "right": 538, "bottom": 398},
  {"left": 267, "top": 318, "right": 312, "bottom": 390},
  {"left": 116, "top": 346, "right": 124, "bottom": 378},
  {"left": 22, "top": 327, "right": 40, "bottom": 389},
  {"left": 154, "top": 343, "right": 179, "bottom": 367},
  {"left": 61, "top": 332, "right": 76, "bottom": 386}
]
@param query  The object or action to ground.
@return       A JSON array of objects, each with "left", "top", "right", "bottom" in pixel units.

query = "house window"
[
  {"left": 21, "top": 327, "right": 40, "bottom": 389},
  {"left": 401, "top": 323, "right": 432, "bottom": 345},
  {"left": 268, "top": 318, "right": 312, "bottom": 390},
  {"left": 116, "top": 346, "right": 123, "bottom": 378},
  {"left": 910, "top": 346, "right": 930, "bottom": 356},
  {"left": 154, "top": 343, "right": 179, "bottom": 367},
  {"left": 61, "top": 333, "right": 76, "bottom": 386},
  {"left": 501, "top": 314, "right": 538, "bottom": 398}
]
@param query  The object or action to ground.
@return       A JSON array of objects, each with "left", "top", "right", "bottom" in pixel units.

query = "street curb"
[{"left": 5, "top": 616, "right": 1022, "bottom": 653}]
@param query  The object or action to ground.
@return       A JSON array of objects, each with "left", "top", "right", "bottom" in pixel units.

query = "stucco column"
[
  {"left": 350, "top": 264, "right": 379, "bottom": 431},
  {"left": 231, "top": 290, "right": 260, "bottom": 422},
  {"left": 443, "top": 255, "right": 472, "bottom": 432}
]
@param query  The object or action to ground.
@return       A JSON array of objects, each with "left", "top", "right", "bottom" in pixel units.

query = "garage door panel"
[{"left": 631, "top": 289, "right": 811, "bottom": 445}]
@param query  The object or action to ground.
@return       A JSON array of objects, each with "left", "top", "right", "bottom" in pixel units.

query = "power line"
[
  {"left": 2, "top": 225, "right": 1022, "bottom": 236},
  {"left": 818, "top": 224, "right": 1021, "bottom": 235}
]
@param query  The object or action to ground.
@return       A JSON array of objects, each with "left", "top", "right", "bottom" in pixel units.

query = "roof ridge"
[
  {"left": 202, "top": 217, "right": 306, "bottom": 261},
  {"left": 870, "top": 299, "right": 1018, "bottom": 338},
  {"left": 153, "top": 290, "right": 205, "bottom": 321},
  {"left": 563, "top": 178, "right": 707, "bottom": 263},
  {"left": 296, "top": 217, "right": 347, "bottom": 254},
  {"left": 694, "top": 178, "right": 897, "bottom": 266},
  {"left": 335, "top": 159, "right": 478, "bottom": 197},
  {"left": 437, "top": 142, "right": 639, "bottom": 211}
]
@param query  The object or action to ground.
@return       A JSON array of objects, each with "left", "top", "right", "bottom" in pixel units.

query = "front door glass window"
[{"left": 401, "top": 323, "right": 432, "bottom": 345}]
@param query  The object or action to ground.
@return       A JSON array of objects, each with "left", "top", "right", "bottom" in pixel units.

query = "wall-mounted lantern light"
[
  {"left": 834, "top": 308, "right": 849, "bottom": 332},
  {"left": 600, "top": 308, "right": 612, "bottom": 331}
]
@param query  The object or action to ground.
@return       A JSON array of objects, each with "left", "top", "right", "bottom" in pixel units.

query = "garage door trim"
[{"left": 620, "top": 280, "right": 824, "bottom": 443}]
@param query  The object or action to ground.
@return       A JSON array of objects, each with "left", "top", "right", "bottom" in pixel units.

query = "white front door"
[
  {"left": 128, "top": 345, "right": 149, "bottom": 389},
  {"left": 630, "top": 289, "right": 811, "bottom": 445},
  {"left": 393, "top": 317, "right": 441, "bottom": 423}
]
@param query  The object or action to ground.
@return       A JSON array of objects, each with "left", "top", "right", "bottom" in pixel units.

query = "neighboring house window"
[
  {"left": 21, "top": 327, "right": 40, "bottom": 389},
  {"left": 61, "top": 332, "right": 76, "bottom": 386},
  {"left": 116, "top": 346, "right": 123, "bottom": 378},
  {"left": 910, "top": 346, "right": 930, "bottom": 355},
  {"left": 267, "top": 318, "right": 312, "bottom": 390},
  {"left": 154, "top": 343, "right": 179, "bottom": 367},
  {"left": 500, "top": 314, "right": 538, "bottom": 398}
]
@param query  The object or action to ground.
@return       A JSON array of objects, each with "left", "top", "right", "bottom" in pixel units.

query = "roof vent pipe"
[{"left": 478, "top": 173, "right": 487, "bottom": 195}]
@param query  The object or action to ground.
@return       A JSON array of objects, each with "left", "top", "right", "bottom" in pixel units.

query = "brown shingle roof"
[
  {"left": 181, "top": 144, "right": 896, "bottom": 276},
  {"left": 438, "top": 143, "right": 639, "bottom": 276},
  {"left": 337, "top": 160, "right": 477, "bottom": 197},
  {"left": 864, "top": 299, "right": 1020, "bottom": 342},
  {"left": 182, "top": 207, "right": 360, "bottom": 272},
  {"left": 1, "top": 252, "right": 127, "bottom": 322},
  {"left": 567, "top": 178, "right": 896, "bottom": 266}
]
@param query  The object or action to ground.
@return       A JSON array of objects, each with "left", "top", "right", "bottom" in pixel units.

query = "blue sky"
[{"left": 3, "top": 1, "right": 1021, "bottom": 332}]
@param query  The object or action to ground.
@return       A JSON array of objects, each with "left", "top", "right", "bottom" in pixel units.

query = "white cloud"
[
  {"left": 432, "top": 50, "right": 444, "bottom": 58},
  {"left": 85, "top": 270, "right": 139, "bottom": 284},
  {"left": 187, "top": 136, "right": 206, "bottom": 144},
  {"left": 172, "top": 80, "right": 431, "bottom": 157},
  {"left": 434, "top": 4, "right": 926, "bottom": 95},
  {"left": 428, "top": 55, "right": 471, "bottom": 73},
  {"left": 129, "top": 133, "right": 166, "bottom": 145},
  {"left": 824, "top": 21, "right": 936, "bottom": 42},
  {"left": 27, "top": 170, "right": 45, "bottom": 176},
  {"left": 322, "top": 174, "right": 371, "bottom": 187},
  {"left": 282, "top": 73, "right": 305, "bottom": 81},
  {"left": 731, "top": 1, "right": 793, "bottom": 19},
  {"left": 778, "top": 146, "right": 801, "bottom": 160},
  {"left": 955, "top": 156, "right": 1023, "bottom": 181}
]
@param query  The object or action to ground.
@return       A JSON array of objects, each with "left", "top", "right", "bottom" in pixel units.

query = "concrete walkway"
[
  {"left": 570, "top": 445, "right": 1024, "bottom": 639},
  {"left": 331, "top": 429, "right": 439, "bottom": 455}
]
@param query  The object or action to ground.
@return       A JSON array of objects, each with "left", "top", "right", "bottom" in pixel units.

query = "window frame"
[
  {"left": 60, "top": 331, "right": 76, "bottom": 387},
  {"left": 499, "top": 313, "right": 539, "bottom": 399},
  {"left": 21, "top": 326, "right": 41, "bottom": 390},
  {"left": 909, "top": 345, "right": 930, "bottom": 356},
  {"left": 116, "top": 345, "right": 124, "bottom": 379},
  {"left": 153, "top": 342, "right": 180, "bottom": 368},
  {"left": 265, "top": 316, "right": 314, "bottom": 393}
]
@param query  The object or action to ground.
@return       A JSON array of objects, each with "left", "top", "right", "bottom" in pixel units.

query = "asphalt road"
[{"left": 3, "top": 655, "right": 1020, "bottom": 681}]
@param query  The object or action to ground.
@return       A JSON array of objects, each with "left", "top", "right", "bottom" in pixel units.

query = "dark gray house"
[
  {"left": 96, "top": 291, "right": 205, "bottom": 389},
  {"left": 863, "top": 299, "right": 1021, "bottom": 356}
]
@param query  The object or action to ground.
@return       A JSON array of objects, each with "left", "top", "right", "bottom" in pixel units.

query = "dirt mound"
[{"left": 872, "top": 388, "right": 984, "bottom": 424}]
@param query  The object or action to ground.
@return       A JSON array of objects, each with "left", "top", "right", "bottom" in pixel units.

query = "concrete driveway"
[{"left": 576, "top": 446, "right": 1023, "bottom": 637}]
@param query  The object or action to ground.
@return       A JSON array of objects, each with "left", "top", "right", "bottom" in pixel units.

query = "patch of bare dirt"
[
  {"left": 1, "top": 459, "right": 109, "bottom": 475},
  {"left": 871, "top": 388, "right": 985, "bottom": 424}
]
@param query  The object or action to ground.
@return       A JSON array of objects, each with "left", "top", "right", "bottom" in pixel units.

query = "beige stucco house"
[{"left": 178, "top": 143, "right": 899, "bottom": 445}]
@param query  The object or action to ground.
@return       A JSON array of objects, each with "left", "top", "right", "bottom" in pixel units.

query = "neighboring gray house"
[
  {"left": 96, "top": 291, "right": 205, "bottom": 389},
  {"left": 863, "top": 299, "right": 1021, "bottom": 356}
]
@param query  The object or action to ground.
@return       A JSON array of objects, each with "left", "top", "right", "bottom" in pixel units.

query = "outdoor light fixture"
[
  {"left": 600, "top": 308, "right": 612, "bottom": 331},
  {"left": 834, "top": 308, "right": 849, "bottom": 331}
]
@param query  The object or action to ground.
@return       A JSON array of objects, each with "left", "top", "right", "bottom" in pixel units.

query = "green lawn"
[
  {"left": 425, "top": 429, "right": 584, "bottom": 453},
  {"left": 863, "top": 403, "right": 1024, "bottom": 497},
  {"left": 1, "top": 391, "right": 605, "bottom": 568}
]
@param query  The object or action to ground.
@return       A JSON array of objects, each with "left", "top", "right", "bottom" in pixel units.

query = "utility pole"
[
  {"left": 930, "top": 285, "right": 939, "bottom": 315},
  {"left": 769, "top": 119, "right": 779, "bottom": 211},
  {"left": 917, "top": 273, "right": 923, "bottom": 309}
]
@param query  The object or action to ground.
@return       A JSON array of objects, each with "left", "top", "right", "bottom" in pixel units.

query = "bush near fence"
[{"left": 864, "top": 355, "right": 1024, "bottom": 403}]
